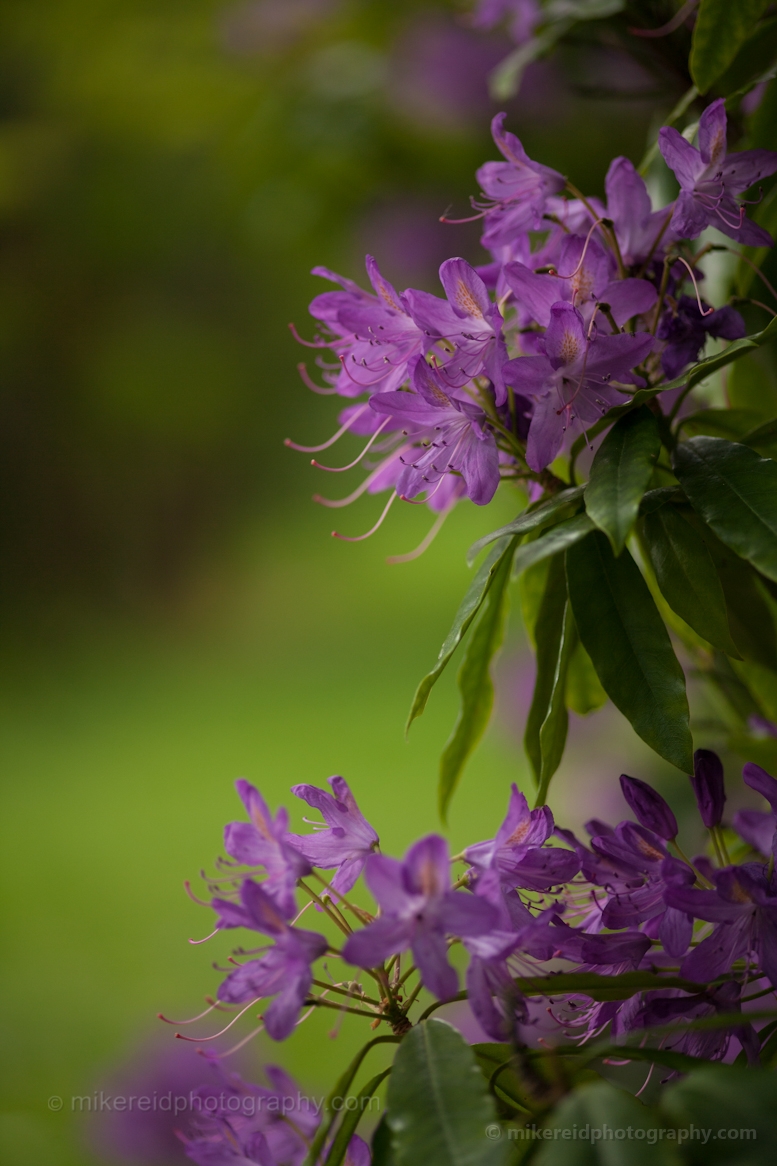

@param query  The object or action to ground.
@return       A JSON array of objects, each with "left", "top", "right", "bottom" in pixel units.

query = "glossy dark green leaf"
[
  {"left": 385, "top": 1019, "right": 506, "bottom": 1166},
  {"left": 371, "top": 1116, "right": 397, "bottom": 1166},
  {"left": 639, "top": 487, "right": 686, "bottom": 516},
  {"left": 680, "top": 408, "right": 763, "bottom": 441},
  {"left": 584, "top": 406, "right": 660, "bottom": 555},
  {"left": 693, "top": 522, "right": 777, "bottom": 670},
  {"left": 472, "top": 1045, "right": 531, "bottom": 1116},
  {"left": 714, "top": 15, "right": 777, "bottom": 95},
  {"left": 513, "top": 970, "right": 703, "bottom": 1002},
  {"left": 407, "top": 536, "right": 517, "bottom": 731},
  {"left": 742, "top": 415, "right": 777, "bottom": 453},
  {"left": 512, "top": 514, "right": 595, "bottom": 578},
  {"left": 534, "top": 1082, "right": 674, "bottom": 1166},
  {"left": 524, "top": 556, "right": 575, "bottom": 800},
  {"left": 467, "top": 486, "right": 584, "bottom": 566},
  {"left": 641, "top": 504, "right": 740, "bottom": 656},
  {"left": 691, "top": 0, "right": 771, "bottom": 93},
  {"left": 566, "top": 640, "right": 607, "bottom": 716},
  {"left": 324, "top": 1069, "right": 391, "bottom": 1166},
  {"left": 674, "top": 436, "right": 777, "bottom": 582},
  {"left": 662, "top": 1066, "right": 777, "bottom": 1165},
  {"left": 566, "top": 532, "right": 693, "bottom": 773},
  {"left": 439, "top": 545, "right": 513, "bottom": 821}
]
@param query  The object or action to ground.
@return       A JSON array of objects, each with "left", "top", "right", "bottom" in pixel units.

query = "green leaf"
[
  {"left": 385, "top": 1019, "right": 506, "bottom": 1166},
  {"left": 324, "top": 1069, "right": 391, "bottom": 1166},
  {"left": 524, "top": 556, "right": 576, "bottom": 800},
  {"left": 673, "top": 436, "right": 777, "bottom": 582},
  {"left": 691, "top": 0, "right": 771, "bottom": 93},
  {"left": 742, "top": 415, "right": 777, "bottom": 453},
  {"left": 701, "top": 532, "right": 777, "bottom": 670},
  {"left": 467, "top": 487, "right": 584, "bottom": 566},
  {"left": 512, "top": 970, "right": 703, "bottom": 1002},
  {"left": 566, "top": 640, "right": 607, "bottom": 716},
  {"left": 714, "top": 15, "right": 777, "bottom": 96},
  {"left": 661, "top": 1066, "right": 777, "bottom": 1164},
  {"left": 439, "top": 544, "right": 513, "bottom": 820},
  {"left": 641, "top": 504, "right": 740, "bottom": 656},
  {"left": 518, "top": 555, "right": 552, "bottom": 651},
  {"left": 371, "top": 1116, "right": 397, "bottom": 1166},
  {"left": 512, "top": 514, "right": 595, "bottom": 578},
  {"left": 584, "top": 406, "right": 660, "bottom": 555},
  {"left": 680, "top": 407, "right": 764, "bottom": 441},
  {"left": 534, "top": 1081, "right": 676, "bottom": 1166},
  {"left": 406, "top": 537, "right": 517, "bottom": 731},
  {"left": 566, "top": 532, "right": 693, "bottom": 773}
]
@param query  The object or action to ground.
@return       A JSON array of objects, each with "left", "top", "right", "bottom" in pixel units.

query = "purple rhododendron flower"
[
  {"left": 286, "top": 775, "right": 378, "bottom": 894},
  {"left": 504, "top": 302, "right": 653, "bottom": 470},
  {"left": 403, "top": 258, "right": 509, "bottom": 403},
  {"left": 604, "top": 156, "right": 676, "bottom": 268},
  {"left": 471, "top": 0, "right": 540, "bottom": 44},
  {"left": 343, "top": 834, "right": 498, "bottom": 1000},
  {"left": 370, "top": 356, "right": 500, "bottom": 505},
  {"left": 691, "top": 749, "right": 726, "bottom": 830},
  {"left": 666, "top": 864, "right": 777, "bottom": 988},
  {"left": 659, "top": 99, "right": 777, "bottom": 245},
  {"left": 657, "top": 295, "right": 746, "bottom": 379},
  {"left": 475, "top": 113, "right": 565, "bottom": 249},
  {"left": 619, "top": 774, "right": 678, "bottom": 840},
  {"left": 504, "top": 233, "right": 657, "bottom": 330},
  {"left": 734, "top": 762, "right": 777, "bottom": 854},
  {"left": 212, "top": 879, "right": 327, "bottom": 1040},
  {"left": 224, "top": 781, "right": 311, "bottom": 919}
]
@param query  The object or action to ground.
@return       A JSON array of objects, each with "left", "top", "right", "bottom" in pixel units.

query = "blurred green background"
[{"left": 0, "top": 2, "right": 709, "bottom": 1163}]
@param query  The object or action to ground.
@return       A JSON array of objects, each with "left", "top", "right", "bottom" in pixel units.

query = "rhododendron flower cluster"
[
  {"left": 287, "top": 99, "right": 776, "bottom": 555},
  {"left": 168, "top": 753, "right": 777, "bottom": 1163}
]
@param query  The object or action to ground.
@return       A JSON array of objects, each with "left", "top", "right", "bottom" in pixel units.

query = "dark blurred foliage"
[{"left": 0, "top": 0, "right": 677, "bottom": 612}]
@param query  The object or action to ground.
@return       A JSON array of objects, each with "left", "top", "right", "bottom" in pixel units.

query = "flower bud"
[
  {"left": 619, "top": 774, "right": 678, "bottom": 840},
  {"left": 690, "top": 749, "right": 726, "bottom": 829}
]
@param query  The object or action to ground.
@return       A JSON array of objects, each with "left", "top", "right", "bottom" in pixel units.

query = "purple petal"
[
  {"left": 544, "top": 302, "right": 586, "bottom": 367},
  {"left": 404, "top": 835, "right": 451, "bottom": 899},
  {"left": 743, "top": 762, "right": 777, "bottom": 811},
  {"left": 439, "top": 889, "right": 499, "bottom": 936},
  {"left": 659, "top": 906, "right": 693, "bottom": 959},
  {"left": 363, "top": 854, "right": 411, "bottom": 914},
  {"left": 217, "top": 949, "right": 288, "bottom": 1004},
  {"left": 503, "top": 354, "right": 553, "bottom": 396},
  {"left": 659, "top": 127, "right": 703, "bottom": 190},
  {"left": 411, "top": 929, "right": 458, "bottom": 1000},
  {"left": 690, "top": 749, "right": 726, "bottom": 829},
  {"left": 342, "top": 916, "right": 411, "bottom": 969},
  {"left": 733, "top": 808, "right": 777, "bottom": 854},
  {"left": 600, "top": 278, "right": 657, "bottom": 327},
  {"left": 503, "top": 262, "right": 559, "bottom": 326},
  {"left": 670, "top": 191, "right": 709, "bottom": 240},
  {"left": 664, "top": 885, "right": 745, "bottom": 923},
  {"left": 619, "top": 774, "right": 678, "bottom": 840},
  {"left": 525, "top": 389, "right": 566, "bottom": 472},
  {"left": 698, "top": 98, "right": 727, "bottom": 168},
  {"left": 263, "top": 963, "right": 314, "bottom": 1040},
  {"left": 439, "top": 258, "right": 493, "bottom": 321},
  {"left": 681, "top": 918, "right": 750, "bottom": 983}
]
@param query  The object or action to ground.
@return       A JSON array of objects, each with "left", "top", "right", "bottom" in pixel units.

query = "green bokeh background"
[{"left": 0, "top": 2, "right": 700, "bottom": 1162}]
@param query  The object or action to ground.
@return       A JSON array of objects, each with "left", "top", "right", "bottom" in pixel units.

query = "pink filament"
[
  {"left": 386, "top": 504, "right": 454, "bottom": 564},
  {"left": 312, "top": 419, "right": 390, "bottom": 472},
  {"left": 676, "top": 257, "right": 714, "bottom": 316},
  {"left": 285, "top": 404, "right": 368, "bottom": 453},
  {"left": 332, "top": 490, "right": 398, "bottom": 541},
  {"left": 297, "top": 362, "right": 338, "bottom": 395},
  {"left": 175, "top": 996, "right": 261, "bottom": 1043}
]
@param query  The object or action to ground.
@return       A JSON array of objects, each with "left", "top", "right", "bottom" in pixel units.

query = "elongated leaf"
[
  {"left": 535, "top": 1082, "right": 674, "bottom": 1166},
  {"left": 439, "top": 543, "right": 513, "bottom": 820},
  {"left": 691, "top": 0, "right": 771, "bottom": 93},
  {"left": 691, "top": 518, "right": 777, "bottom": 670},
  {"left": 566, "top": 532, "right": 693, "bottom": 773},
  {"left": 513, "top": 970, "right": 703, "bottom": 1001},
  {"left": 386, "top": 1019, "right": 506, "bottom": 1166},
  {"left": 467, "top": 486, "right": 584, "bottom": 566},
  {"left": 742, "top": 415, "right": 777, "bottom": 452},
  {"left": 566, "top": 640, "right": 607, "bottom": 716},
  {"left": 642, "top": 504, "right": 740, "bottom": 656},
  {"left": 584, "top": 406, "right": 660, "bottom": 555},
  {"left": 714, "top": 15, "right": 777, "bottom": 95},
  {"left": 639, "top": 486, "right": 686, "bottom": 516},
  {"left": 674, "top": 436, "right": 777, "bottom": 582},
  {"left": 681, "top": 407, "right": 763, "bottom": 441},
  {"left": 371, "top": 1117, "right": 397, "bottom": 1166},
  {"left": 518, "top": 554, "right": 551, "bottom": 650},
  {"left": 406, "top": 537, "right": 516, "bottom": 731},
  {"left": 537, "top": 603, "right": 575, "bottom": 803},
  {"left": 324, "top": 1069, "right": 391, "bottom": 1166},
  {"left": 662, "top": 1066, "right": 777, "bottom": 1165},
  {"left": 524, "top": 556, "right": 571, "bottom": 791},
  {"left": 512, "top": 513, "right": 595, "bottom": 578}
]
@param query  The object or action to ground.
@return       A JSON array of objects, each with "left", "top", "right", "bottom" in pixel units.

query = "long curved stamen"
[
  {"left": 676, "top": 257, "right": 714, "bottom": 316},
  {"left": 312, "top": 419, "right": 391, "bottom": 472},
  {"left": 210, "top": 1022, "right": 266, "bottom": 1059},
  {"left": 313, "top": 447, "right": 407, "bottom": 508},
  {"left": 332, "top": 490, "right": 398, "bottom": 541},
  {"left": 400, "top": 471, "right": 451, "bottom": 506},
  {"left": 338, "top": 355, "right": 401, "bottom": 390},
  {"left": 297, "top": 362, "right": 338, "bottom": 395},
  {"left": 175, "top": 996, "right": 261, "bottom": 1042},
  {"left": 184, "top": 880, "right": 211, "bottom": 907},
  {"left": 629, "top": 0, "right": 698, "bottom": 38},
  {"left": 285, "top": 404, "right": 369, "bottom": 453},
  {"left": 439, "top": 207, "right": 488, "bottom": 224},
  {"left": 288, "top": 322, "right": 336, "bottom": 349},
  {"left": 188, "top": 927, "right": 220, "bottom": 945},
  {"left": 158, "top": 1000, "right": 223, "bottom": 1026},
  {"left": 549, "top": 218, "right": 606, "bottom": 280},
  {"left": 386, "top": 504, "right": 455, "bottom": 564}
]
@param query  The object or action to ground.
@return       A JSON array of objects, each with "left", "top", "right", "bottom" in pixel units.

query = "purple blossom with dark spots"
[
  {"left": 475, "top": 113, "right": 565, "bottom": 249},
  {"left": 504, "top": 303, "right": 654, "bottom": 470},
  {"left": 224, "top": 781, "right": 311, "bottom": 919},
  {"left": 342, "top": 834, "right": 499, "bottom": 1000},
  {"left": 604, "top": 155, "right": 676, "bottom": 268},
  {"left": 286, "top": 775, "right": 378, "bottom": 894},
  {"left": 657, "top": 295, "right": 746, "bottom": 379},
  {"left": 465, "top": 784, "right": 579, "bottom": 893},
  {"left": 212, "top": 879, "right": 327, "bottom": 1040},
  {"left": 402, "top": 258, "right": 509, "bottom": 403},
  {"left": 619, "top": 774, "right": 678, "bottom": 840},
  {"left": 691, "top": 749, "right": 727, "bottom": 830},
  {"left": 659, "top": 98, "right": 777, "bottom": 245},
  {"left": 369, "top": 356, "right": 501, "bottom": 505}
]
